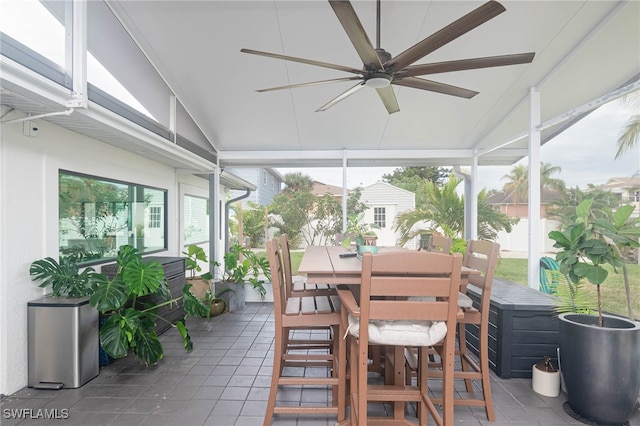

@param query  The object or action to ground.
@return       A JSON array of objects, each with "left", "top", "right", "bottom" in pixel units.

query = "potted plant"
[
  {"left": 340, "top": 212, "right": 380, "bottom": 253},
  {"left": 89, "top": 245, "right": 209, "bottom": 366},
  {"left": 202, "top": 288, "right": 234, "bottom": 319},
  {"left": 549, "top": 198, "right": 640, "bottom": 425},
  {"left": 28, "top": 254, "right": 102, "bottom": 388},
  {"left": 213, "top": 244, "right": 271, "bottom": 311},
  {"left": 182, "top": 244, "right": 213, "bottom": 300}
]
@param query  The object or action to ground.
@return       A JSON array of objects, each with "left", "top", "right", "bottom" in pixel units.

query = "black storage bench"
[
  {"left": 101, "top": 256, "right": 186, "bottom": 335},
  {"left": 465, "top": 278, "right": 559, "bottom": 379}
]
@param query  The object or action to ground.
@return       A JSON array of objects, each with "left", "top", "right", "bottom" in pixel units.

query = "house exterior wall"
[
  {"left": 226, "top": 168, "right": 281, "bottom": 207},
  {"left": 497, "top": 203, "right": 550, "bottom": 218},
  {"left": 360, "top": 182, "right": 416, "bottom": 249},
  {"left": 0, "top": 119, "right": 211, "bottom": 395}
]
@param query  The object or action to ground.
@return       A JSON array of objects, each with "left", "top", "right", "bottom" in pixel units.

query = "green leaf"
[
  {"left": 574, "top": 263, "right": 608, "bottom": 285},
  {"left": 612, "top": 205, "right": 635, "bottom": 228},
  {"left": 575, "top": 199, "right": 593, "bottom": 220},
  {"left": 90, "top": 274, "right": 129, "bottom": 312},
  {"left": 123, "top": 260, "right": 165, "bottom": 297},
  {"left": 176, "top": 321, "right": 193, "bottom": 352},
  {"left": 182, "top": 285, "right": 210, "bottom": 318},
  {"left": 131, "top": 324, "right": 163, "bottom": 366},
  {"left": 99, "top": 314, "right": 129, "bottom": 359}
]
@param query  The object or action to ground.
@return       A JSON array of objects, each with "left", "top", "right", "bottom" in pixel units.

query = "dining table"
[
  {"left": 298, "top": 244, "right": 481, "bottom": 425},
  {"left": 298, "top": 245, "right": 480, "bottom": 288}
]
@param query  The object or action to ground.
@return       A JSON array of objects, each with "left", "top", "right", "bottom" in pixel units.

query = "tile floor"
[{"left": 2, "top": 302, "right": 639, "bottom": 426}]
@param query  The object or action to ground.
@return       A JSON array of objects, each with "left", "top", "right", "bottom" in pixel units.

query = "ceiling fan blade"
[
  {"left": 328, "top": 0, "right": 383, "bottom": 69},
  {"left": 392, "top": 77, "right": 478, "bottom": 99},
  {"left": 316, "top": 82, "right": 366, "bottom": 112},
  {"left": 241, "top": 48, "right": 362, "bottom": 74},
  {"left": 401, "top": 52, "right": 535, "bottom": 78},
  {"left": 385, "top": 1, "right": 506, "bottom": 71},
  {"left": 256, "top": 77, "right": 363, "bottom": 93},
  {"left": 376, "top": 85, "right": 399, "bottom": 114}
]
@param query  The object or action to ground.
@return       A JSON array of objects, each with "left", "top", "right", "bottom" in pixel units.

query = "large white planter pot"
[{"left": 244, "top": 282, "right": 274, "bottom": 302}]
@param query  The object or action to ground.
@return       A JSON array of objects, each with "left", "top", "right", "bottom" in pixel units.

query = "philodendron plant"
[
  {"left": 548, "top": 198, "right": 640, "bottom": 326},
  {"left": 90, "top": 245, "right": 209, "bottom": 366}
]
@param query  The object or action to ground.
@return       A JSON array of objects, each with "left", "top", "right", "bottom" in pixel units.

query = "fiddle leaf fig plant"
[
  {"left": 89, "top": 245, "right": 209, "bottom": 366},
  {"left": 549, "top": 199, "right": 640, "bottom": 326}
]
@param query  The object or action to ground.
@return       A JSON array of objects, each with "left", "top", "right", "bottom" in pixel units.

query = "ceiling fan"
[{"left": 241, "top": 0, "right": 535, "bottom": 114}]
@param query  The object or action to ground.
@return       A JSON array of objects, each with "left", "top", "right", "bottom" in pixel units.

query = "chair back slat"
[
  {"left": 369, "top": 300, "right": 451, "bottom": 321},
  {"left": 425, "top": 235, "right": 453, "bottom": 253},
  {"left": 360, "top": 251, "right": 462, "bottom": 324},
  {"left": 463, "top": 239, "right": 500, "bottom": 310},
  {"left": 266, "top": 239, "right": 287, "bottom": 318},
  {"left": 370, "top": 277, "right": 452, "bottom": 298}
]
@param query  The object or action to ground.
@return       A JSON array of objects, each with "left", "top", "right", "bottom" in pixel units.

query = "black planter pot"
[{"left": 559, "top": 313, "right": 640, "bottom": 425}]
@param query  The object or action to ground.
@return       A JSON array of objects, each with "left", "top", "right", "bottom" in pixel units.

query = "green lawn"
[
  {"left": 287, "top": 251, "right": 639, "bottom": 318},
  {"left": 496, "top": 257, "right": 640, "bottom": 318}
]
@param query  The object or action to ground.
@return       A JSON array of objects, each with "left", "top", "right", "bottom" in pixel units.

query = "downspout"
[{"left": 225, "top": 189, "right": 251, "bottom": 253}]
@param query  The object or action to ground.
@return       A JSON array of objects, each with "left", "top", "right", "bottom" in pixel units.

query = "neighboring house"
[
  {"left": 486, "top": 188, "right": 564, "bottom": 218},
  {"left": 360, "top": 182, "right": 416, "bottom": 249},
  {"left": 596, "top": 176, "right": 640, "bottom": 217},
  {"left": 312, "top": 181, "right": 349, "bottom": 197},
  {"left": 225, "top": 167, "right": 283, "bottom": 207}
]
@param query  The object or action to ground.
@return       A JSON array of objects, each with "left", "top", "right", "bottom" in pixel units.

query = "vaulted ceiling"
[
  {"left": 2, "top": 1, "right": 638, "bottom": 172},
  {"left": 106, "top": 0, "right": 638, "bottom": 169}
]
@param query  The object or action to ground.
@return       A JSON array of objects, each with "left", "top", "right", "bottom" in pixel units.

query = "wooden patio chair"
[
  {"left": 424, "top": 235, "right": 452, "bottom": 253},
  {"left": 339, "top": 250, "right": 462, "bottom": 425},
  {"left": 279, "top": 234, "right": 336, "bottom": 296},
  {"left": 408, "top": 239, "right": 499, "bottom": 421},
  {"left": 263, "top": 239, "right": 346, "bottom": 425}
]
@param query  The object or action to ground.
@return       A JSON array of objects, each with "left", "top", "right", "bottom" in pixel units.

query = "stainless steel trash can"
[{"left": 28, "top": 295, "right": 99, "bottom": 389}]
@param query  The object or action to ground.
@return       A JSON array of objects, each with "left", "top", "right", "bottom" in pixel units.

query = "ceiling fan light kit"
[
  {"left": 242, "top": 0, "right": 535, "bottom": 114},
  {"left": 365, "top": 73, "right": 391, "bottom": 88}
]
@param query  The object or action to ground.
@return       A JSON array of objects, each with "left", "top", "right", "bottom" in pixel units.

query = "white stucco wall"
[{"left": 0, "top": 119, "right": 210, "bottom": 395}]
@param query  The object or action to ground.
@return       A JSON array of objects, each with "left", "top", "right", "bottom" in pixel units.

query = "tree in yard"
[
  {"left": 382, "top": 166, "right": 451, "bottom": 210},
  {"left": 268, "top": 174, "right": 316, "bottom": 247},
  {"left": 268, "top": 173, "right": 369, "bottom": 247},
  {"left": 501, "top": 162, "right": 565, "bottom": 207},
  {"left": 615, "top": 90, "right": 639, "bottom": 160},
  {"left": 393, "top": 175, "right": 518, "bottom": 247}
]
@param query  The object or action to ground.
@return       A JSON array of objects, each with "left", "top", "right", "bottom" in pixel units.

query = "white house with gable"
[{"left": 360, "top": 182, "right": 416, "bottom": 249}]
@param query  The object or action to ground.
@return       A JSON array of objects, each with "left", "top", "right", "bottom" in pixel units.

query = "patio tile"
[{"left": 3, "top": 302, "right": 639, "bottom": 426}]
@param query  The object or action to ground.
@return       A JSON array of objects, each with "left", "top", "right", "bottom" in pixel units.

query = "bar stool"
[
  {"left": 339, "top": 250, "right": 462, "bottom": 425},
  {"left": 263, "top": 239, "right": 346, "bottom": 425}
]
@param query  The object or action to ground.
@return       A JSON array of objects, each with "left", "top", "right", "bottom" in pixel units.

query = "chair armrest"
[{"left": 337, "top": 287, "right": 360, "bottom": 317}]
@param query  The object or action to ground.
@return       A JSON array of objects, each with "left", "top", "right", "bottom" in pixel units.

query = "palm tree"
[
  {"left": 501, "top": 165, "right": 528, "bottom": 206},
  {"left": 615, "top": 90, "right": 639, "bottom": 159},
  {"left": 501, "top": 162, "right": 565, "bottom": 206},
  {"left": 393, "top": 175, "right": 518, "bottom": 246}
]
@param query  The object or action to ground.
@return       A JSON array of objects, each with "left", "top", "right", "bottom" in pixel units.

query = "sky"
[{"left": 279, "top": 99, "right": 640, "bottom": 191}]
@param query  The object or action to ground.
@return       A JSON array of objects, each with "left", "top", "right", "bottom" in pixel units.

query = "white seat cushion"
[
  {"left": 458, "top": 292, "right": 474, "bottom": 309},
  {"left": 346, "top": 313, "right": 447, "bottom": 346}
]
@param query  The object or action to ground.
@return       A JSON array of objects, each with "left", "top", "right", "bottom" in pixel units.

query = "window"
[
  {"left": 148, "top": 206, "right": 162, "bottom": 228},
  {"left": 374, "top": 207, "right": 386, "bottom": 228},
  {"left": 59, "top": 170, "right": 167, "bottom": 264},
  {"left": 262, "top": 170, "right": 267, "bottom": 186},
  {"left": 184, "top": 195, "right": 209, "bottom": 245}
]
